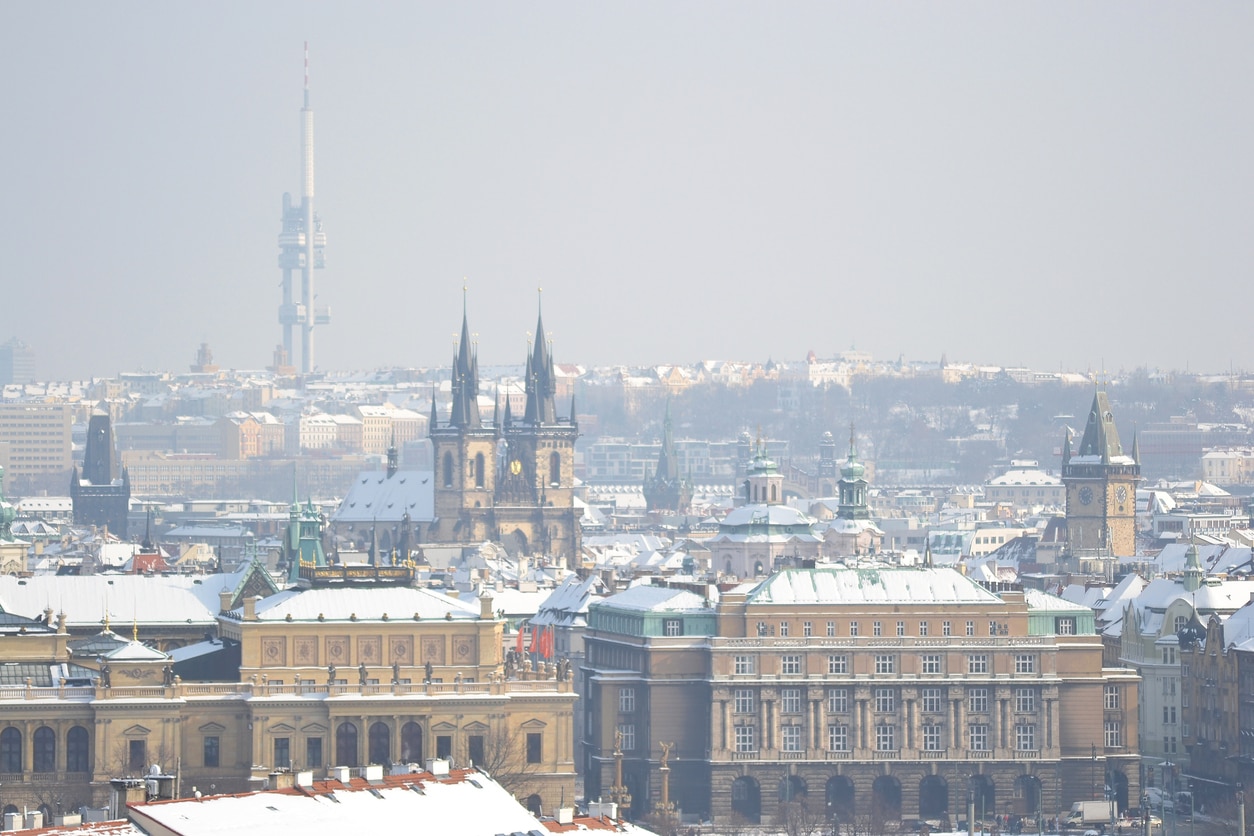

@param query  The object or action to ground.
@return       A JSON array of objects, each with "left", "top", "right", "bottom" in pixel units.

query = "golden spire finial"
[
  {"left": 103, "top": 610, "right": 110, "bottom": 632},
  {"left": 132, "top": 618, "right": 139, "bottom": 643}
]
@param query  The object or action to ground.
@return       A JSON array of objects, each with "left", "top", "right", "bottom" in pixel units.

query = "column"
[
  {"left": 759, "top": 693, "right": 769, "bottom": 753},
  {"left": 720, "top": 700, "right": 729, "bottom": 751}
]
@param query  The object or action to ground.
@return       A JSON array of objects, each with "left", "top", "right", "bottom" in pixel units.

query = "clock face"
[
  {"left": 1078, "top": 486, "right": 1094, "bottom": 506},
  {"left": 1115, "top": 486, "right": 1128, "bottom": 504}
]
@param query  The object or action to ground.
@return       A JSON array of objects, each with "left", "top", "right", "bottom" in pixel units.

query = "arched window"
[
  {"left": 67, "top": 726, "right": 90, "bottom": 772},
  {"left": 474, "top": 453, "right": 485, "bottom": 489},
  {"left": 401, "top": 722, "right": 423, "bottom": 764},
  {"left": 368, "top": 722, "right": 390, "bottom": 765},
  {"left": 336, "top": 721, "right": 358, "bottom": 768},
  {"left": 770, "top": 484, "right": 777, "bottom": 502},
  {"left": 0, "top": 728, "right": 20, "bottom": 773},
  {"left": 549, "top": 452, "right": 561, "bottom": 487},
  {"left": 32, "top": 727, "right": 55, "bottom": 772},
  {"left": 442, "top": 452, "right": 455, "bottom": 488}
]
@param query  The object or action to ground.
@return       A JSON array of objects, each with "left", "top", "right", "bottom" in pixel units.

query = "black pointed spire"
[
  {"left": 449, "top": 291, "right": 481, "bottom": 429},
  {"left": 523, "top": 289, "right": 557, "bottom": 424}
]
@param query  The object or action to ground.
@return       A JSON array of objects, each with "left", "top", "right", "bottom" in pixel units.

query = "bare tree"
[
  {"left": 474, "top": 723, "right": 541, "bottom": 801},
  {"left": 778, "top": 798, "right": 832, "bottom": 836}
]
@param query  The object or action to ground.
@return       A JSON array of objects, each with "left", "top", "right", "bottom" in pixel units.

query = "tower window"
[
  {"left": 550, "top": 452, "right": 561, "bottom": 487},
  {"left": 442, "top": 452, "right": 454, "bottom": 488},
  {"left": 474, "top": 453, "right": 485, "bottom": 489}
]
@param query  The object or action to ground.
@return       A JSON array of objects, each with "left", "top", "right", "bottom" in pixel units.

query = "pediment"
[
  {"left": 431, "top": 721, "right": 458, "bottom": 732},
  {"left": 198, "top": 722, "right": 227, "bottom": 734},
  {"left": 301, "top": 723, "right": 328, "bottom": 734},
  {"left": 269, "top": 723, "right": 296, "bottom": 733},
  {"left": 463, "top": 721, "right": 488, "bottom": 732},
  {"left": 123, "top": 724, "right": 152, "bottom": 736},
  {"left": 519, "top": 718, "right": 547, "bottom": 729}
]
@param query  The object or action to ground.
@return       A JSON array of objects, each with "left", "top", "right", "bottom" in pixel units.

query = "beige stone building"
[{"left": 583, "top": 567, "right": 1140, "bottom": 828}]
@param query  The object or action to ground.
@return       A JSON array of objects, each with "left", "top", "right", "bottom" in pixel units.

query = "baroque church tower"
[
  {"left": 429, "top": 295, "right": 580, "bottom": 566},
  {"left": 1062, "top": 388, "right": 1140, "bottom": 557}
]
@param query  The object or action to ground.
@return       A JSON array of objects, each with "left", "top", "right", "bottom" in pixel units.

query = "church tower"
[
  {"left": 496, "top": 296, "right": 580, "bottom": 564},
  {"left": 644, "top": 399, "right": 693, "bottom": 514},
  {"left": 429, "top": 299, "right": 498, "bottom": 543},
  {"left": 836, "top": 425, "right": 870, "bottom": 521},
  {"left": 1062, "top": 388, "right": 1140, "bottom": 557},
  {"left": 740, "top": 435, "right": 784, "bottom": 506}
]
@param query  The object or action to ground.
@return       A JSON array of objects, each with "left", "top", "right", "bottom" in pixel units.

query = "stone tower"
[{"left": 1062, "top": 388, "right": 1140, "bottom": 557}]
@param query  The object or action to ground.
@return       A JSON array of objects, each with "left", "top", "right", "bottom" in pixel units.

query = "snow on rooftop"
[
  {"left": 746, "top": 567, "right": 1001, "bottom": 606},
  {"left": 248, "top": 586, "right": 478, "bottom": 622}
]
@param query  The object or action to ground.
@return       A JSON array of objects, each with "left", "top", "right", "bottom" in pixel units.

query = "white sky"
[{"left": 2, "top": 3, "right": 1252, "bottom": 380}]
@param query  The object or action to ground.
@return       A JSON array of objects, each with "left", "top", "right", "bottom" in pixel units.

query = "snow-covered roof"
[
  {"left": 745, "top": 567, "right": 1001, "bottom": 606},
  {"left": 333, "top": 469, "right": 435, "bottom": 525},
  {"left": 720, "top": 504, "right": 814, "bottom": 527},
  {"left": 598, "top": 585, "right": 709, "bottom": 613},
  {"left": 241, "top": 586, "right": 478, "bottom": 623},
  {"left": 1023, "top": 588, "right": 1091, "bottom": 612}
]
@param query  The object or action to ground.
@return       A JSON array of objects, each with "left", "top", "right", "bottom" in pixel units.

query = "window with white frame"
[
  {"left": 966, "top": 621, "right": 975, "bottom": 637},
  {"left": 919, "top": 621, "right": 929, "bottom": 637},
  {"left": 1104, "top": 684, "right": 1120, "bottom": 710},
  {"left": 735, "top": 655, "right": 755, "bottom": 675},
  {"left": 828, "top": 724, "right": 849, "bottom": 751},
  {"left": 1105, "top": 720, "right": 1122, "bottom": 748},
  {"left": 619, "top": 687, "right": 636, "bottom": 713},
  {"left": 664, "top": 618, "right": 682, "bottom": 637},
  {"left": 827, "top": 687, "right": 849, "bottom": 713},
  {"left": 875, "top": 724, "right": 896, "bottom": 751},
  {"left": 1163, "top": 706, "right": 1176, "bottom": 724},
  {"left": 803, "top": 621, "right": 812, "bottom": 637},
  {"left": 781, "top": 655, "right": 802, "bottom": 675},
  {"left": 988, "top": 621, "right": 998, "bottom": 636},
  {"left": 850, "top": 622, "right": 860, "bottom": 637},
  {"left": 968, "top": 654, "right": 989, "bottom": 674},
  {"left": 734, "top": 688, "right": 755, "bottom": 714},
  {"left": 618, "top": 724, "right": 636, "bottom": 751},
  {"left": 922, "top": 687, "right": 943, "bottom": 713},
  {"left": 875, "top": 654, "right": 896, "bottom": 675},
  {"left": 1015, "top": 654, "right": 1036, "bottom": 674},
  {"left": 922, "top": 654, "right": 942, "bottom": 674},
  {"left": 943, "top": 620, "right": 952, "bottom": 637},
  {"left": 922, "top": 723, "right": 943, "bottom": 751},
  {"left": 873, "top": 621, "right": 883, "bottom": 637},
  {"left": 781, "top": 688, "right": 802, "bottom": 714},
  {"left": 968, "top": 688, "right": 989, "bottom": 713},
  {"left": 782, "top": 725, "right": 803, "bottom": 752},
  {"left": 875, "top": 687, "right": 895, "bottom": 713},
  {"left": 896, "top": 621, "right": 906, "bottom": 637},
  {"left": 780, "top": 621, "right": 790, "bottom": 637},
  {"left": 826, "top": 621, "right": 836, "bottom": 637},
  {"left": 1015, "top": 724, "right": 1035, "bottom": 751},
  {"left": 735, "top": 725, "right": 755, "bottom": 752},
  {"left": 969, "top": 723, "right": 989, "bottom": 751},
  {"left": 1015, "top": 687, "right": 1035, "bottom": 713},
  {"left": 1056, "top": 617, "right": 1076, "bottom": 635},
  {"left": 828, "top": 654, "right": 848, "bottom": 675}
]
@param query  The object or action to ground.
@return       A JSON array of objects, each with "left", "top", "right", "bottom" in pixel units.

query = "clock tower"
[{"left": 1062, "top": 389, "right": 1140, "bottom": 557}]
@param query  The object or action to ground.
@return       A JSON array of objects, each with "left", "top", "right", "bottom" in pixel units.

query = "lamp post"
[{"left": 1092, "top": 744, "right": 1099, "bottom": 801}]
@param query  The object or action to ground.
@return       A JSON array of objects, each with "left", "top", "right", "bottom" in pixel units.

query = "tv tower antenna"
[{"left": 277, "top": 41, "right": 329, "bottom": 375}]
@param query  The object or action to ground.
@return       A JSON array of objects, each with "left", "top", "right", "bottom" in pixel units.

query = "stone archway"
[
  {"left": 826, "top": 775, "right": 855, "bottom": 822},
  {"left": 969, "top": 774, "right": 996, "bottom": 825},
  {"left": 920, "top": 774, "right": 950, "bottom": 821},
  {"left": 731, "top": 776, "right": 761, "bottom": 824},
  {"left": 872, "top": 775, "right": 903, "bottom": 824},
  {"left": 1015, "top": 774, "right": 1043, "bottom": 819},
  {"left": 779, "top": 775, "right": 807, "bottom": 803}
]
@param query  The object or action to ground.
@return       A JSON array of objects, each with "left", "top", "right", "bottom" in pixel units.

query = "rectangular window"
[
  {"left": 969, "top": 723, "right": 989, "bottom": 751},
  {"left": 969, "top": 688, "right": 989, "bottom": 713},
  {"left": 664, "top": 618, "right": 682, "bottom": 637},
  {"left": 1015, "top": 654, "right": 1036, "bottom": 674},
  {"left": 966, "top": 621, "right": 975, "bottom": 637},
  {"left": 943, "top": 621, "right": 952, "bottom": 637},
  {"left": 803, "top": 621, "right": 813, "bottom": 637},
  {"left": 896, "top": 621, "right": 906, "bottom": 637},
  {"left": 781, "top": 725, "right": 803, "bottom": 752},
  {"left": 437, "top": 735, "right": 452, "bottom": 760},
  {"left": 875, "top": 688, "right": 896, "bottom": 713},
  {"left": 1056, "top": 617, "right": 1077, "bottom": 635},
  {"left": 850, "top": 622, "right": 859, "bottom": 637},
  {"left": 1016, "top": 724, "right": 1036, "bottom": 751},
  {"left": 617, "top": 724, "right": 635, "bottom": 752},
  {"left": 307, "top": 736, "right": 323, "bottom": 768},
  {"left": 781, "top": 655, "right": 802, "bottom": 675},
  {"left": 735, "top": 688, "right": 755, "bottom": 714},
  {"left": 1105, "top": 721, "right": 1121, "bottom": 748},
  {"left": 919, "top": 621, "right": 929, "bottom": 637},
  {"left": 735, "top": 655, "right": 755, "bottom": 675},
  {"left": 1104, "top": 685, "right": 1120, "bottom": 710},
  {"left": 128, "top": 739, "right": 147, "bottom": 773},
  {"left": 1015, "top": 688, "right": 1035, "bottom": 713},
  {"left": 828, "top": 724, "right": 849, "bottom": 751},
  {"left": 922, "top": 654, "right": 942, "bottom": 674},
  {"left": 274, "top": 737, "right": 290, "bottom": 769},
  {"left": 619, "top": 687, "right": 636, "bottom": 713},
  {"left": 989, "top": 621, "right": 999, "bottom": 637},
  {"left": 922, "top": 687, "right": 943, "bottom": 713},
  {"left": 735, "top": 725, "right": 755, "bottom": 753},
  {"left": 828, "top": 687, "right": 849, "bottom": 713},
  {"left": 873, "top": 621, "right": 883, "bottom": 637},
  {"left": 828, "top": 654, "right": 848, "bottom": 675},
  {"left": 968, "top": 654, "right": 989, "bottom": 674},
  {"left": 923, "top": 724, "right": 943, "bottom": 751},
  {"left": 826, "top": 621, "right": 836, "bottom": 637},
  {"left": 876, "top": 724, "right": 896, "bottom": 751},
  {"left": 203, "top": 736, "right": 220, "bottom": 768},
  {"left": 875, "top": 654, "right": 896, "bottom": 675},
  {"left": 781, "top": 688, "right": 802, "bottom": 714},
  {"left": 469, "top": 735, "right": 485, "bottom": 766},
  {"left": 780, "top": 622, "right": 790, "bottom": 637},
  {"left": 526, "top": 732, "right": 542, "bottom": 764}
]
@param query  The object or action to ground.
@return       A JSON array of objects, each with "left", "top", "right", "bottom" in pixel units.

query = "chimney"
[
  {"left": 557, "top": 807, "right": 574, "bottom": 825},
  {"left": 219, "top": 588, "right": 233, "bottom": 614},
  {"left": 426, "top": 758, "right": 450, "bottom": 777},
  {"left": 479, "top": 593, "right": 493, "bottom": 619},
  {"left": 296, "top": 771, "right": 314, "bottom": 788},
  {"left": 331, "top": 766, "right": 351, "bottom": 784},
  {"left": 243, "top": 596, "right": 258, "bottom": 621},
  {"left": 361, "top": 764, "right": 384, "bottom": 783},
  {"left": 270, "top": 770, "right": 295, "bottom": 790}
]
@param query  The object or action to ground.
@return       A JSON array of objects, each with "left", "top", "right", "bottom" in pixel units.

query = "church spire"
[
  {"left": 449, "top": 287, "right": 481, "bottom": 429},
  {"left": 523, "top": 288, "right": 557, "bottom": 424}
]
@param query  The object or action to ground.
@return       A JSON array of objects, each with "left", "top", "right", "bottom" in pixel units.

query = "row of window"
[
  {"left": 0, "top": 726, "right": 90, "bottom": 774},
  {"left": 729, "top": 685, "right": 1043, "bottom": 715},
  {"left": 761, "top": 620, "right": 999, "bottom": 639},
  {"left": 729, "top": 722, "right": 1042, "bottom": 753},
  {"left": 731, "top": 652, "right": 1038, "bottom": 676}
]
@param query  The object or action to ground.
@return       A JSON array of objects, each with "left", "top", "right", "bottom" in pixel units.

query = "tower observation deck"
[{"left": 278, "top": 42, "right": 329, "bottom": 375}]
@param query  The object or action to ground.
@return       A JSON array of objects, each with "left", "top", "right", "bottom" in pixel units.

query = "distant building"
[
  {"left": 985, "top": 461, "right": 1064, "bottom": 511},
  {"left": 643, "top": 401, "right": 692, "bottom": 515},
  {"left": 1062, "top": 390, "right": 1140, "bottom": 557},
  {"left": 0, "top": 338, "right": 34, "bottom": 385},
  {"left": 71, "top": 413, "right": 130, "bottom": 537},
  {"left": 0, "top": 402, "right": 72, "bottom": 479}
]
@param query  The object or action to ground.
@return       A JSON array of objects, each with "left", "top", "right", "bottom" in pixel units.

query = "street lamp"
[{"left": 1092, "top": 743, "right": 1099, "bottom": 801}]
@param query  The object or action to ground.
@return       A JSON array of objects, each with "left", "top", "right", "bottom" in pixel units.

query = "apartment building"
[{"left": 0, "top": 402, "right": 72, "bottom": 478}]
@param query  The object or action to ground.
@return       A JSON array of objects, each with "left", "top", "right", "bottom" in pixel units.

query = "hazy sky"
[{"left": 2, "top": 3, "right": 1252, "bottom": 381}]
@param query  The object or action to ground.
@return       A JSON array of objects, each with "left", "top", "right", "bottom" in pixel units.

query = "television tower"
[{"left": 277, "top": 42, "right": 329, "bottom": 375}]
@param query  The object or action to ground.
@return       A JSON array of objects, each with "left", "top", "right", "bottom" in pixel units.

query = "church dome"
[{"left": 841, "top": 455, "right": 865, "bottom": 481}]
